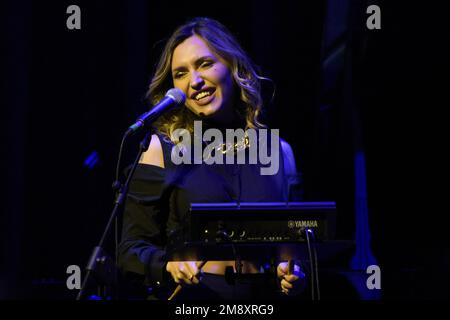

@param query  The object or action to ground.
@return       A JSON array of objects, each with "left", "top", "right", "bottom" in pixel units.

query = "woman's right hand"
[{"left": 166, "top": 261, "right": 203, "bottom": 285}]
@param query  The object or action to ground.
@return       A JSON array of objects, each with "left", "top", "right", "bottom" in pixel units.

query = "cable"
[
  {"left": 111, "top": 133, "right": 129, "bottom": 300},
  {"left": 305, "top": 228, "right": 315, "bottom": 300},
  {"left": 114, "top": 134, "right": 128, "bottom": 185},
  {"left": 308, "top": 228, "right": 320, "bottom": 300}
]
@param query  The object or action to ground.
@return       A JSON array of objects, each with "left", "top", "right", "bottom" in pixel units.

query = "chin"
[{"left": 195, "top": 106, "right": 221, "bottom": 118}]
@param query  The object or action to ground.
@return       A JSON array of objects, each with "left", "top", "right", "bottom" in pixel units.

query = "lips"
[
  {"left": 190, "top": 87, "right": 215, "bottom": 99},
  {"left": 191, "top": 87, "right": 216, "bottom": 106}
]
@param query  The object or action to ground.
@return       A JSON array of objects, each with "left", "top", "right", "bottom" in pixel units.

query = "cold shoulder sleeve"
[{"left": 118, "top": 163, "right": 171, "bottom": 287}]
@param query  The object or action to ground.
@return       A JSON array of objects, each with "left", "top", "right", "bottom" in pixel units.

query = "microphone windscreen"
[{"left": 166, "top": 88, "right": 186, "bottom": 105}]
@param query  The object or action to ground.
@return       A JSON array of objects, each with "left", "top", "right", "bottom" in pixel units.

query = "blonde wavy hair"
[{"left": 146, "top": 17, "right": 268, "bottom": 142}]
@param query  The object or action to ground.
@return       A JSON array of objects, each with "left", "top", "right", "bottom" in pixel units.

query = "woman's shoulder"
[
  {"left": 127, "top": 134, "right": 171, "bottom": 197},
  {"left": 139, "top": 134, "right": 165, "bottom": 168},
  {"left": 139, "top": 132, "right": 175, "bottom": 169}
]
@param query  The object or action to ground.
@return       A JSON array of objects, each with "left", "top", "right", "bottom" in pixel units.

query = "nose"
[{"left": 189, "top": 71, "right": 204, "bottom": 90}]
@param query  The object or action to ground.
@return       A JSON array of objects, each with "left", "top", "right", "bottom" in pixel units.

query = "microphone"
[{"left": 126, "top": 88, "right": 186, "bottom": 136}]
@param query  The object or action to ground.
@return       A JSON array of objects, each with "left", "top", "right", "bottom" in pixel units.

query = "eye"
[
  {"left": 201, "top": 60, "right": 214, "bottom": 68},
  {"left": 173, "top": 71, "right": 186, "bottom": 79}
]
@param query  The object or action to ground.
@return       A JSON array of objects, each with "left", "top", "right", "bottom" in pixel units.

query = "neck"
[
  {"left": 202, "top": 117, "right": 245, "bottom": 131},
  {"left": 200, "top": 98, "right": 245, "bottom": 129}
]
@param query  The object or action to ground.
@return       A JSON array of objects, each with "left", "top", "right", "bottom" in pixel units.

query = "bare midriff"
[{"left": 202, "top": 260, "right": 261, "bottom": 275}]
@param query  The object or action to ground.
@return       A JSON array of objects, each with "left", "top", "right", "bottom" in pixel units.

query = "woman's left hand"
[{"left": 277, "top": 261, "right": 306, "bottom": 296}]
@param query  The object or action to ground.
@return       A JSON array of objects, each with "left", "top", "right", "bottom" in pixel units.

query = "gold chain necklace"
[
  {"left": 199, "top": 134, "right": 250, "bottom": 161},
  {"left": 214, "top": 135, "right": 250, "bottom": 154},
  {"left": 216, "top": 134, "right": 250, "bottom": 154}
]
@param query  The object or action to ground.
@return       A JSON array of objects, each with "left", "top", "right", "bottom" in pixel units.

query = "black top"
[{"left": 118, "top": 129, "right": 302, "bottom": 288}]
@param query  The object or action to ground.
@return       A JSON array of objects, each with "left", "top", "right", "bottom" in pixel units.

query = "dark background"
[{"left": 1, "top": 0, "right": 448, "bottom": 299}]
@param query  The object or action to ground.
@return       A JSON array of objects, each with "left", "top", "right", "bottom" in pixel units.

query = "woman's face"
[{"left": 171, "top": 35, "right": 236, "bottom": 123}]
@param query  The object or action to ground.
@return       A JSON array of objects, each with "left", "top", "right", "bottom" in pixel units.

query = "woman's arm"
[{"left": 118, "top": 134, "right": 169, "bottom": 287}]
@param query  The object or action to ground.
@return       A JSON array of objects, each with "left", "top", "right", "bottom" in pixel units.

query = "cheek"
[
  {"left": 173, "top": 79, "right": 189, "bottom": 94},
  {"left": 214, "top": 68, "right": 234, "bottom": 95}
]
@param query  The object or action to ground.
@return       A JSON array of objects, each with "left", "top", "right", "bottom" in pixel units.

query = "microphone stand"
[{"left": 77, "top": 131, "right": 153, "bottom": 300}]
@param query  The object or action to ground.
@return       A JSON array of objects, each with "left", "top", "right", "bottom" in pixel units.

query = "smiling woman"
[
  {"left": 171, "top": 35, "right": 236, "bottom": 123},
  {"left": 147, "top": 17, "right": 266, "bottom": 139},
  {"left": 118, "top": 17, "right": 305, "bottom": 300}
]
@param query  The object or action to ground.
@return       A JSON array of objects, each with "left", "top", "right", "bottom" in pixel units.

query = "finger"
[
  {"left": 167, "top": 264, "right": 180, "bottom": 283},
  {"left": 281, "top": 283, "right": 291, "bottom": 295},
  {"left": 182, "top": 262, "right": 204, "bottom": 285},
  {"left": 281, "top": 276, "right": 306, "bottom": 296},
  {"left": 280, "top": 279, "right": 293, "bottom": 290},
  {"left": 277, "top": 262, "right": 288, "bottom": 278},
  {"left": 184, "top": 262, "right": 202, "bottom": 284},
  {"left": 190, "top": 275, "right": 199, "bottom": 284},
  {"left": 176, "top": 273, "right": 193, "bottom": 285},
  {"left": 188, "top": 261, "right": 204, "bottom": 284},
  {"left": 173, "top": 263, "right": 191, "bottom": 284},
  {"left": 184, "top": 262, "right": 199, "bottom": 278},
  {"left": 166, "top": 261, "right": 177, "bottom": 274},
  {"left": 171, "top": 272, "right": 181, "bottom": 284},
  {"left": 167, "top": 263, "right": 190, "bottom": 284},
  {"left": 278, "top": 262, "right": 288, "bottom": 273},
  {"left": 178, "top": 269, "right": 194, "bottom": 285},
  {"left": 283, "top": 274, "right": 299, "bottom": 283}
]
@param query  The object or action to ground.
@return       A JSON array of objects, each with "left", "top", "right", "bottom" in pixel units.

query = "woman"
[{"left": 118, "top": 17, "right": 305, "bottom": 300}]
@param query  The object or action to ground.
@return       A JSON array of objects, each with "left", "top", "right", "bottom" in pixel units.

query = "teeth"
[{"left": 195, "top": 91, "right": 211, "bottom": 100}]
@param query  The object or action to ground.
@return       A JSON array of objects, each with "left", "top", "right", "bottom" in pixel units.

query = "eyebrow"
[{"left": 172, "top": 55, "right": 215, "bottom": 74}]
